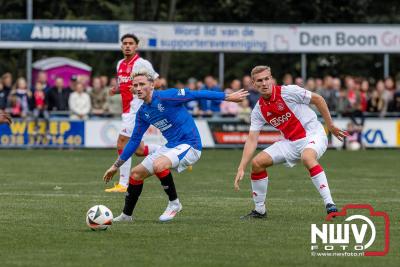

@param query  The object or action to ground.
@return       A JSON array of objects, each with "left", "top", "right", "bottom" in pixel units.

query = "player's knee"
[
  {"left": 130, "top": 170, "right": 143, "bottom": 181},
  {"left": 301, "top": 153, "right": 318, "bottom": 168},
  {"left": 152, "top": 162, "right": 168, "bottom": 174},
  {"left": 134, "top": 147, "right": 144, "bottom": 156},
  {"left": 251, "top": 158, "right": 265, "bottom": 172}
]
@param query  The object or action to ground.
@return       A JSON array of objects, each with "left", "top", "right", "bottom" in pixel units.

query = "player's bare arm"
[
  {"left": 310, "top": 93, "right": 348, "bottom": 141},
  {"left": 0, "top": 111, "right": 12, "bottom": 125},
  {"left": 225, "top": 89, "right": 249, "bottom": 102},
  {"left": 234, "top": 130, "right": 260, "bottom": 191},
  {"left": 103, "top": 158, "right": 126, "bottom": 183}
]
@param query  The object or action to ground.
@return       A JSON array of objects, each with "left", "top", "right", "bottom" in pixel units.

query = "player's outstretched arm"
[
  {"left": 234, "top": 130, "right": 259, "bottom": 191},
  {"left": 162, "top": 88, "right": 249, "bottom": 104},
  {"left": 0, "top": 111, "right": 12, "bottom": 125},
  {"left": 310, "top": 93, "right": 348, "bottom": 141},
  {"left": 225, "top": 89, "right": 249, "bottom": 102}
]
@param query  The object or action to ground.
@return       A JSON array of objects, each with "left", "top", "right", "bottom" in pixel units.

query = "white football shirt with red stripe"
[
  {"left": 116, "top": 54, "right": 159, "bottom": 114},
  {"left": 250, "top": 85, "right": 325, "bottom": 141}
]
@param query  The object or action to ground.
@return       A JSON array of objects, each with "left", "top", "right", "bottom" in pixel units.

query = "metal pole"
[
  {"left": 301, "top": 53, "right": 307, "bottom": 82},
  {"left": 383, "top": 53, "right": 390, "bottom": 78},
  {"left": 26, "top": 0, "right": 33, "bottom": 88},
  {"left": 218, "top": 52, "right": 224, "bottom": 88}
]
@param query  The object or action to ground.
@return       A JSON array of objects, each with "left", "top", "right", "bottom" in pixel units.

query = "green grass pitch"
[{"left": 0, "top": 149, "right": 398, "bottom": 266}]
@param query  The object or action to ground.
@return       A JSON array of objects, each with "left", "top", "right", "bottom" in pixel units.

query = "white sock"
[
  {"left": 146, "top": 144, "right": 161, "bottom": 154},
  {"left": 310, "top": 165, "right": 334, "bottom": 206},
  {"left": 251, "top": 171, "right": 269, "bottom": 214},
  {"left": 119, "top": 158, "right": 131, "bottom": 187},
  {"left": 170, "top": 198, "right": 180, "bottom": 206}
]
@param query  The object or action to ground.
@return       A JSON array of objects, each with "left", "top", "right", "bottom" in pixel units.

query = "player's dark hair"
[{"left": 120, "top": 33, "right": 139, "bottom": 44}]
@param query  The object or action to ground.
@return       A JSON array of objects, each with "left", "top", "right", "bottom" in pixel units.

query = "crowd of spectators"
[
  {"left": 0, "top": 71, "right": 121, "bottom": 120},
  {"left": 1, "top": 70, "right": 400, "bottom": 123}
]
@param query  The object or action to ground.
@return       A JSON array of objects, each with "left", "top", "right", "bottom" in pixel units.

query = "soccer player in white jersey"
[
  {"left": 234, "top": 65, "right": 348, "bottom": 219},
  {"left": 105, "top": 33, "right": 160, "bottom": 192}
]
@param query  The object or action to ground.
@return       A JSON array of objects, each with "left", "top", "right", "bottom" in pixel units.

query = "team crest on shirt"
[
  {"left": 177, "top": 89, "right": 186, "bottom": 96},
  {"left": 158, "top": 103, "right": 165, "bottom": 112},
  {"left": 276, "top": 100, "right": 285, "bottom": 111}
]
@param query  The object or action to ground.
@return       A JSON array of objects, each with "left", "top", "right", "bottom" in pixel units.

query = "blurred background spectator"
[
  {"left": 90, "top": 77, "right": 107, "bottom": 117},
  {"left": 0, "top": 70, "right": 399, "bottom": 120},
  {"left": 68, "top": 82, "right": 91, "bottom": 120},
  {"left": 8, "top": 77, "right": 32, "bottom": 118},
  {"left": 199, "top": 75, "right": 222, "bottom": 116},
  {"left": 46, "top": 77, "right": 71, "bottom": 112}
]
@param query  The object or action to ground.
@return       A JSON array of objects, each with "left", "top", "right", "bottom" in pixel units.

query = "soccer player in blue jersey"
[{"left": 103, "top": 69, "right": 248, "bottom": 222}]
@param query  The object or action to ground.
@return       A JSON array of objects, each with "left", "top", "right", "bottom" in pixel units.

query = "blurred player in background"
[
  {"left": 105, "top": 33, "right": 160, "bottom": 192},
  {"left": 234, "top": 65, "right": 348, "bottom": 219},
  {"left": 103, "top": 69, "right": 248, "bottom": 222}
]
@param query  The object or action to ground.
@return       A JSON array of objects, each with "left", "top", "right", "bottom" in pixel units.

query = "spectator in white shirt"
[{"left": 68, "top": 82, "right": 91, "bottom": 120}]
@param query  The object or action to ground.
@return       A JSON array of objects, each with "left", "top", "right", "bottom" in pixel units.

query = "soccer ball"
[
  {"left": 347, "top": 141, "right": 361, "bottom": 151},
  {"left": 86, "top": 205, "right": 113, "bottom": 231}
]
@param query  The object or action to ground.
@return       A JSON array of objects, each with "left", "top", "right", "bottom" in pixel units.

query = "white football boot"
[
  {"left": 159, "top": 200, "right": 182, "bottom": 222},
  {"left": 113, "top": 213, "right": 133, "bottom": 222}
]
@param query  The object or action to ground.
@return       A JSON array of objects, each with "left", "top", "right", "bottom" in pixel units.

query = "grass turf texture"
[{"left": 0, "top": 149, "right": 398, "bottom": 267}]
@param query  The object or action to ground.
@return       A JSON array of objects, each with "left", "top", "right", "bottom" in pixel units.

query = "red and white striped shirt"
[
  {"left": 116, "top": 54, "right": 159, "bottom": 113},
  {"left": 250, "top": 85, "right": 325, "bottom": 141}
]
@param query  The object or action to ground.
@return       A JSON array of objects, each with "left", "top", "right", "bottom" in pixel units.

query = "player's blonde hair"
[
  {"left": 251, "top": 65, "right": 271, "bottom": 79},
  {"left": 131, "top": 68, "right": 155, "bottom": 82}
]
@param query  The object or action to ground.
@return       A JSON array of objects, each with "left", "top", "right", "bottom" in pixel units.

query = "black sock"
[
  {"left": 159, "top": 172, "right": 178, "bottom": 201},
  {"left": 123, "top": 183, "right": 143, "bottom": 216}
]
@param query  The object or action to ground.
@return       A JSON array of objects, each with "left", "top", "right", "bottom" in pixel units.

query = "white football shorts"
[
  {"left": 263, "top": 132, "right": 328, "bottom": 167},
  {"left": 141, "top": 144, "right": 202, "bottom": 174},
  {"left": 119, "top": 97, "right": 143, "bottom": 137}
]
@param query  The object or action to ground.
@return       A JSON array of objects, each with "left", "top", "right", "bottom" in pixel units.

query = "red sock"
[
  {"left": 156, "top": 169, "right": 170, "bottom": 179},
  {"left": 143, "top": 145, "right": 149, "bottom": 156},
  {"left": 129, "top": 176, "right": 143, "bottom": 185}
]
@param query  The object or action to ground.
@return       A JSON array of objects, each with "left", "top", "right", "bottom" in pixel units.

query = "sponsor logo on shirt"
[
  {"left": 269, "top": 112, "right": 291, "bottom": 127},
  {"left": 118, "top": 76, "right": 132, "bottom": 84}
]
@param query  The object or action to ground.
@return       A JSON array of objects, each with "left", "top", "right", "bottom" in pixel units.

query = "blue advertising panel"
[
  {"left": 1, "top": 22, "right": 118, "bottom": 43},
  {"left": 0, "top": 120, "right": 84, "bottom": 148}
]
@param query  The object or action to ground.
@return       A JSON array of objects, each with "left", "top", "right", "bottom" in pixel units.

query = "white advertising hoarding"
[
  {"left": 85, "top": 120, "right": 166, "bottom": 148},
  {"left": 331, "top": 119, "right": 399, "bottom": 148},
  {"left": 120, "top": 23, "right": 400, "bottom": 53},
  {"left": 85, "top": 119, "right": 215, "bottom": 148}
]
